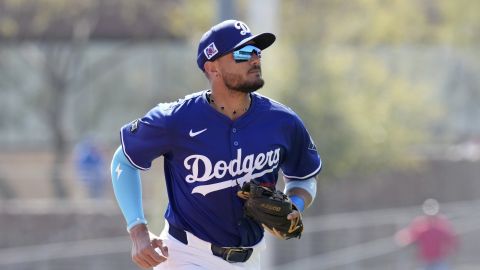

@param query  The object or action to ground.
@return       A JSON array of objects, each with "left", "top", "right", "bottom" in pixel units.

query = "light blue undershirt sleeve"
[
  {"left": 111, "top": 145, "right": 147, "bottom": 231},
  {"left": 284, "top": 176, "right": 317, "bottom": 212}
]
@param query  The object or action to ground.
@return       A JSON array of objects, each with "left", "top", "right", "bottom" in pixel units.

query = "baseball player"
[{"left": 110, "top": 20, "right": 322, "bottom": 270}]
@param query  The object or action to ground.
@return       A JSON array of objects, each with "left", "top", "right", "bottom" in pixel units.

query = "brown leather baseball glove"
[{"left": 237, "top": 181, "right": 303, "bottom": 240}]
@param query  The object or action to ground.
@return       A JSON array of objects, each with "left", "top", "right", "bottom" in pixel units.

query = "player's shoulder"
[
  {"left": 253, "top": 93, "right": 301, "bottom": 120},
  {"left": 147, "top": 91, "right": 205, "bottom": 115},
  {"left": 141, "top": 90, "right": 205, "bottom": 125}
]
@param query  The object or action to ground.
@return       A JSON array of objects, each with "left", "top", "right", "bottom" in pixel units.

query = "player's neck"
[{"left": 208, "top": 89, "right": 251, "bottom": 120}]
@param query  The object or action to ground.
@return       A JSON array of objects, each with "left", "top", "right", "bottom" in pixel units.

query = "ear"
[{"left": 204, "top": 61, "right": 219, "bottom": 78}]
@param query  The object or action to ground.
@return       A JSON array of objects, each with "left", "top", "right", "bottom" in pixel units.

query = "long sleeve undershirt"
[{"left": 110, "top": 146, "right": 147, "bottom": 231}]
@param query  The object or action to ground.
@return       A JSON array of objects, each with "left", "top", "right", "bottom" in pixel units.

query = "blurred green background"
[{"left": 0, "top": 0, "right": 479, "bottom": 269}]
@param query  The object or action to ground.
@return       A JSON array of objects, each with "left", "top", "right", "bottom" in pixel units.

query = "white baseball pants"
[{"left": 153, "top": 222, "right": 266, "bottom": 270}]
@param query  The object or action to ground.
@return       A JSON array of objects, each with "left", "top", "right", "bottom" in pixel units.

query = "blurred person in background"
[
  {"left": 395, "top": 198, "right": 458, "bottom": 270},
  {"left": 73, "top": 137, "right": 107, "bottom": 199}
]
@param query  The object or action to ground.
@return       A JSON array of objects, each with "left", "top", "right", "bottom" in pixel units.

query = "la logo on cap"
[
  {"left": 204, "top": 42, "right": 218, "bottom": 59},
  {"left": 234, "top": 21, "right": 250, "bottom": 35}
]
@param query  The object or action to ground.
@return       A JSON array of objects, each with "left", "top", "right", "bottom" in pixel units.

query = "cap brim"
[{"left": 233, "top": 32, "right": 276, "bottom": 51}]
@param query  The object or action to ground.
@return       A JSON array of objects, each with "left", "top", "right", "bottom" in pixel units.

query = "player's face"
[{"left": 217, "top": 45, "right": 264, "bottom": 93}]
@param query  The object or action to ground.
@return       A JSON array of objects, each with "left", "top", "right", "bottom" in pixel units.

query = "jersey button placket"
[
  {"left": 230, "top": 125, "right": 243, "bottom": 230},
  {"left": 232, "top": 127, "right": 239, "bottom": 147}
]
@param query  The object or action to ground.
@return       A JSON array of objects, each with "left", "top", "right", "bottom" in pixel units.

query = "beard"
[{"left": 222, "top": 67, "right": 265, "bottom": 93}]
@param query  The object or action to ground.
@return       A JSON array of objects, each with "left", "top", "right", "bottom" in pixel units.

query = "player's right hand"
[{"left": 129, "top": 224, "right": 168, "bottom": 269}]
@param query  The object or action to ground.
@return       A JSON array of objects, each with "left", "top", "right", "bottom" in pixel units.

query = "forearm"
[
  {"left": 284, "top": 176, "right": 317, "bottom": 212},
  {"left": 111, "top": 146, "right": 148, "bottom": 231}
]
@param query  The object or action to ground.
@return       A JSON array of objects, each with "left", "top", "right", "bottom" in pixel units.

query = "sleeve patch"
[
  {"left": 308, "top": 135, "right": 317, "bottom": 151},
  {"left": 130, "top": 119, "right": 139, "bottom": 133}
]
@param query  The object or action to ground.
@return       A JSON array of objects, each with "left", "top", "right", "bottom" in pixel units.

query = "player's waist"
[
  {"left": 165, "top": 205, "right": 264, "bottom": 246},
  {"left": 167, "top": 222, "right": 265, "bottom": 263}
]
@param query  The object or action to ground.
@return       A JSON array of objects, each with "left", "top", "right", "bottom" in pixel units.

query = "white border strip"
[
  {"left": 120, "top": 128, "right": 149, "bottom": 171},
  {"left": 283, "top": 160, "right": 322, "bottom": 180}
]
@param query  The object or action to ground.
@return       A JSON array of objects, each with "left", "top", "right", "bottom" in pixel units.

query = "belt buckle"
[{"left": 223, "top": 248, "right": 250, "bottom": 263}]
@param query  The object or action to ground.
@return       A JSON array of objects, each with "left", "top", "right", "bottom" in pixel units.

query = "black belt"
[{"left": 168, "top": 224, "right": 253, "bottom": 263}]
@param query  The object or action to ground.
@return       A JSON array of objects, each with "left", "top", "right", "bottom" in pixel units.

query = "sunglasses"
[{"left": 233, "top": 45, "right": 262, "bottom": 63}]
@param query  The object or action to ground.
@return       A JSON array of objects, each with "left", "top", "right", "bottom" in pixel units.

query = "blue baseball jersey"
[{"left": 120, "top": 90, "right": 321, "bottom": 247}]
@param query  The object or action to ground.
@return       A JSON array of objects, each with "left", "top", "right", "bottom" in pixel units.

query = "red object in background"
[{"left": 403, "top": 214, "right": 458, "bottom": 264}]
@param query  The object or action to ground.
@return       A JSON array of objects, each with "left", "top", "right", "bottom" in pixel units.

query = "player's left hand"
[{"left": 262, "top": 210, "right": 302, "bottom": 240}]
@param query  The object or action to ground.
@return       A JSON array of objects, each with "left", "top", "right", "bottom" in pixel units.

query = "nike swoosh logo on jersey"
[{"left": 189, "top": 128, "right": 207, "bottom": 137}]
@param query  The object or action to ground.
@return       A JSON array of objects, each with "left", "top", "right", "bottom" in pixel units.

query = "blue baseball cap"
[{"left": 197, "top": 20, "right": 276, "bottom": 71}]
